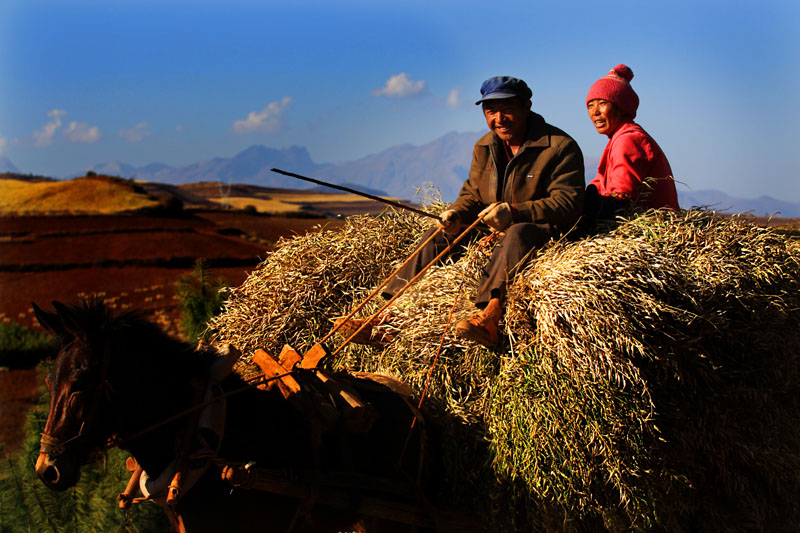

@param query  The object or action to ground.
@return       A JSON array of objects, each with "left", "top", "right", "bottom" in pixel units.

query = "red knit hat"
[{"left": 586, "top": 64, "right": 639, "bottom": 118}]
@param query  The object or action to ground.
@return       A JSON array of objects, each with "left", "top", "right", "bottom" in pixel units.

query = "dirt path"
[{"left": 0, "top": 368, "right": 41, "bottom": 457}]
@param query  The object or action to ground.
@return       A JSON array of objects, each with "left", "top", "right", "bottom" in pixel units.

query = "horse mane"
[{"left": 59, "top": 298, "right": 213, "bottom": 379}]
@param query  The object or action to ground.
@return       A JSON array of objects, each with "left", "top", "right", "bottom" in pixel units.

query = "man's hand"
[
  {"left": 439, "top": 209, "right": 462, "bottom": 235},
  {"left": 479, "top": 202, "right": 514, "bottom": 231}
]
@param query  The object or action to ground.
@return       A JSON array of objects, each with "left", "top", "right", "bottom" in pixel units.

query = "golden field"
[{"left": 0, "top": 176, "right": 159, "bottom": 215}]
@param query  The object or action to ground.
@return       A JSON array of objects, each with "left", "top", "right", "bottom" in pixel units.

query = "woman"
[{"left": 583, "top": 64, "right": 679, "bottom": 230}]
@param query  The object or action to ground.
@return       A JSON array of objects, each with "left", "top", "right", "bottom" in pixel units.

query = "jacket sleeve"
[
  {"left": 603, "top": 132, "right": 651, "bottom": 202},
  {"left": 449, "top": 144, "right": 490, "bottom": 223},
  {"left": 513, "top": 137, "right": 585, "bottom": 231}
]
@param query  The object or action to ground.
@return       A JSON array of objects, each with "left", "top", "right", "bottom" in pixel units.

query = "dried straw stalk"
[{"left": 208, "top": 207, "right": 800, "bottom": 530}]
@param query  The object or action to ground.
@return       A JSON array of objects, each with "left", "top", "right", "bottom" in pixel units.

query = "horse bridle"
[{"left": 40, "top": 339, "right": 116, "bottom": 459}]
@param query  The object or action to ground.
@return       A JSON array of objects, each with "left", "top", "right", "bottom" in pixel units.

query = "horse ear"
[
  {"left": 32, "top": 302, "right": 66, "bottom": 337},
  {"left": 52, "top": 301, "right": 86, "bottom": 342}
]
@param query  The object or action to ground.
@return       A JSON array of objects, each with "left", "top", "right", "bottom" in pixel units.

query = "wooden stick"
[
  {"left": 331, "top": 213, "right": 491, "bottom": 357},
  {"left": 271, "top": 168, "right": 441, "bottom": 221},
  {"left": 117, "top": 464, "right": 143, "bottom": 509},
  {"left": 319, "top": 225, "right": 445, "bottom": 345}
]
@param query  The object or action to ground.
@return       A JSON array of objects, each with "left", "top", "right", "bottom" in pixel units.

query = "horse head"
[{"left": 32, "top": 300, "right": 120, "bottom": 491}]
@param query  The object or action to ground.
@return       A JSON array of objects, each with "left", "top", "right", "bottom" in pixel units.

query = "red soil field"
[
  {"left": 0, "top": 369, "right": 40, "bottom": 456},
  {"left": 1, "top": 230, "right": 265, "bottom": 267},
  {"left": 0, "top": 210, "right": 344, "bottom": 457}
]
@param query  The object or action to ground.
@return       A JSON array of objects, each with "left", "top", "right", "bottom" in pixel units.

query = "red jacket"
[{"left": 589, "top": 121, "right": 679, "bottom": 210}]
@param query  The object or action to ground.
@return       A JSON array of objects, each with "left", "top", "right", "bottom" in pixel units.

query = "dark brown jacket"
[{"left": 451, "top": 111, "right": 585, "bottom": 234}]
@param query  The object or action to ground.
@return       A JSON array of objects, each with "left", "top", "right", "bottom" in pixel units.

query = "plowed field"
[{"left": 0, "top": 210, "right": 344, "bottom": 456}]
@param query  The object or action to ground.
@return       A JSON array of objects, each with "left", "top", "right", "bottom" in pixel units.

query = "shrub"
[
  {"left": 156, "top": 195, "right": 184, "bottom": 217},
  {"left": 0, "top": 321, "right": 55, "bottom": 369},
  {"left": 176, "top": 259, "right": 229, "bottom": 341}
]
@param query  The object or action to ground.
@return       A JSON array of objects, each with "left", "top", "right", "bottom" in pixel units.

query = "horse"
[{"left": 31, "top": 299, "right": 452, "bottom": 532}]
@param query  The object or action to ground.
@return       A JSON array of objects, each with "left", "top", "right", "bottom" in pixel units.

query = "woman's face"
[{"left": 587, "top": 99, "right": 624, "bottom": 136}]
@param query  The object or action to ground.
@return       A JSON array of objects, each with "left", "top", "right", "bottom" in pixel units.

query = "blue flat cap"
[{"left": 475, "top": 76, "right": 532, "bottom": 105}]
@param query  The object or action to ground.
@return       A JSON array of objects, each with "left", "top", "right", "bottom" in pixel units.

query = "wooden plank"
[
  {"left": 300, "top": 342, "right": 329, "bottom": 369},
  {"left": 221, "top": 465, "right": 439, "bottom": 529},
  {"left": 278, "top": 344, "right": 302, "bottom": 370},
  {"left": 252, "top": 349, "right": 301, "bottom": 397},
  {"left": 315, "top": 370, "right": 377, "bottom": 432}
]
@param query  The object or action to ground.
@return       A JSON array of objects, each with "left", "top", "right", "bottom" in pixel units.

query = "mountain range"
[
  {"left": 0, "top": 156, "right": 19, "bottom": 173},
  {"left": 676, "top": 190, "right": 800, "bottom": 218},
  {"left": 4, "top": 134, "right": 799, "bottom": 217},
  {"left": 77, "top": 133, "right": 478, "bottom": 202}
]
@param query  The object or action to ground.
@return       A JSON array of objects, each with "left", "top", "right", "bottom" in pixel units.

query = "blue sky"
[{"left": 1, "top": 0, "right": 798, "bottom": 202}]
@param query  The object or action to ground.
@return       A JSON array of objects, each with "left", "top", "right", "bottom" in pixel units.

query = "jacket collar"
[{"left": 608, "top": 119, "right": 638, "bottom": 139}]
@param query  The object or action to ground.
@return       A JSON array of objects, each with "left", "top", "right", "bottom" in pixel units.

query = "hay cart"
[{"left": 116, "top": 342, "right": 483, "bottom": 532}]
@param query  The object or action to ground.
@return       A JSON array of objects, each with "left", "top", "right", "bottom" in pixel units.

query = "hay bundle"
[
  {"left": 497, "top": 209, "right": 800, "bottom": 530},
  {"left": 209, "top": 208, "right": 800, "bottom": 530},
  {"left": 208, "top": 213, "right": 424, "bottom": 377}
]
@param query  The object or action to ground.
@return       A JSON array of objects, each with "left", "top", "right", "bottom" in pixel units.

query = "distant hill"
[
  {"left": 84, "top": 161, "right": 173, "bottom": 182},
  {"left": 309, "top": 183, "right": 390, "bottom": 197},
  {"left": 0, "top": 175, "right": 160, "bottom": 215},
  {"left": 0, "top": 157, "right": 19, "bottom": 173},
  {"left": 311, "top": 131, "right": 480, "bottom": 202},
  {"left": 80, "top": 145, "right": 328, "bottom": 189},
  {"left": 0, "top": 172, "right": 56, "bottom": 184},
  {"left": 8, "top": 131, "right": 793, "bottom": 216},
  {"left": 68, "top": 136, "right": 479, "bottom": 202},
  {"left": 678, "top": 190, "right": 800, "bottom": 218}
]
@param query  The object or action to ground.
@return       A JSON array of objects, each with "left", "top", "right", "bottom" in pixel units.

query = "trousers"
[{"left": 382, "top": 222, "right": 557, "bottom": 308}]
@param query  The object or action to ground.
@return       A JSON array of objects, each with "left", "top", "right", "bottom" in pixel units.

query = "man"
[{"left": 337, "top": 76, "right": 585, "bottom": 348}]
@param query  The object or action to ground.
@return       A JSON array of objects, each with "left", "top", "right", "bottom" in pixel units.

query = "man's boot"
[{"left": 454, "top": 298, "right": 502, "bottom": 348}]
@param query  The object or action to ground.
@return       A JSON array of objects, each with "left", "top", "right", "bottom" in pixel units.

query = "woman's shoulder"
[
  {"left": 613, "top": 121, "right": 650, "bottom": 139},
  {"left": 611, "top": 122, "right": 656, "bottom": 150}
]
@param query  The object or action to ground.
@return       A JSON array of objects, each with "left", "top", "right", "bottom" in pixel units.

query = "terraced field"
[{"left": 0, "top": 209, "right": 345, "bottom": 456}]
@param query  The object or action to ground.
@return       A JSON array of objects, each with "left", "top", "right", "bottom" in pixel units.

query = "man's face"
[
  {"left": 482, "top": 98, "right": 531, "bottom": 145},
  {"left": 587, "top": 99, "right": 624, "bottom": 136}
]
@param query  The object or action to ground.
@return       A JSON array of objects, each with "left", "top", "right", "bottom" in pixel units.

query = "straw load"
[{"left": 208, "top": 208, "right": 800, "bottom": 531}]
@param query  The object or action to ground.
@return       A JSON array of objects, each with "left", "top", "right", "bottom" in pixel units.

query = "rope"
[{"left": 397, "top": 278, "right": 467, "bottom": 468}]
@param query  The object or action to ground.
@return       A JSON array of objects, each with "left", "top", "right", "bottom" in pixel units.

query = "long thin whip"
[{"left": 270, "top": 167, "right": 441, "bottom": 221}]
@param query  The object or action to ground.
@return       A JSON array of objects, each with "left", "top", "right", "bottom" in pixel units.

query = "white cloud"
[
  {"left": 233, "top": 97, "right": 292, "bottom": 134},
  {"left": 119, "top": 121, "right": 151, "bottom": 142},
  {"left": 0, "top": 137, "right": 7, "bottom": 155},
  {"left": 373, "top": 73, "right": 427, "bottom": 98},
  {"left": 64, "top": 121, "right": 101, "bottom": 143},
  {"left": 33, "top": 109, "right": 66, "bottom": 147},
  {"left": 446, "top": 87, "right": 461, "bottom": 109}
]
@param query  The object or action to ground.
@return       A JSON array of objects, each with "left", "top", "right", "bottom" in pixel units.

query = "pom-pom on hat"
[
  {"left": 475, "top": 76, "right": 532, "bottom": 105},
  {"left": 586, "top": 64, "right": 639, "bottom": 118}
]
